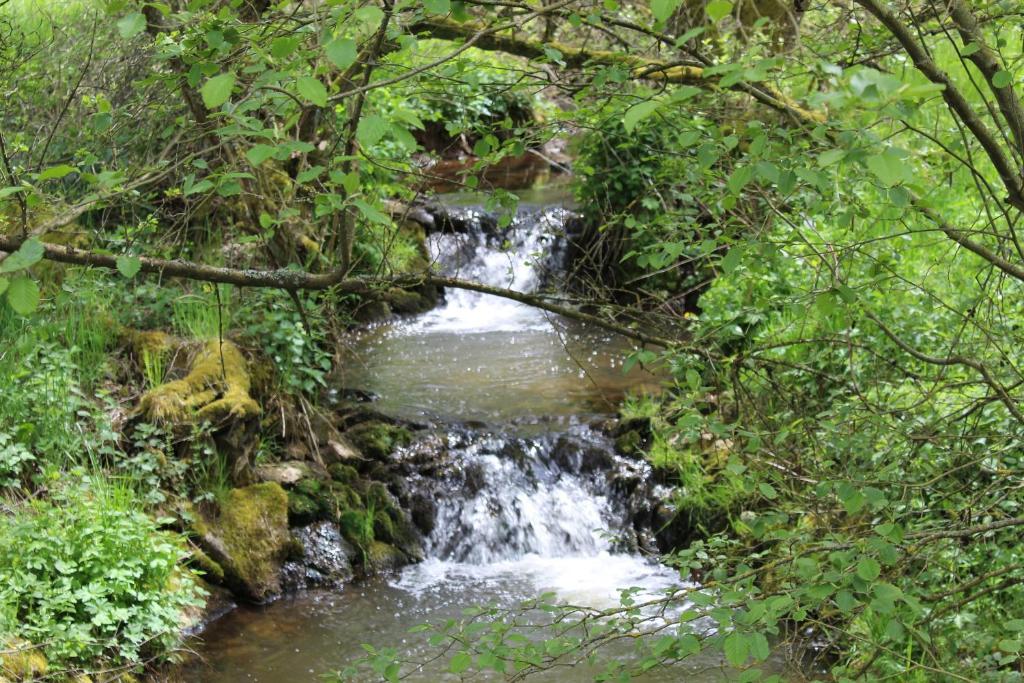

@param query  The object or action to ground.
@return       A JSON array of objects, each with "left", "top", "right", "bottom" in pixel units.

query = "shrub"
[{"left": 0, "top": 479, "right": 203, "bottom": 669}]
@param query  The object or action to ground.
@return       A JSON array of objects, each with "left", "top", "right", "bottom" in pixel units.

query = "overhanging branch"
[{"left": 0, "top": 235, "right": 686, "bottom": 349}]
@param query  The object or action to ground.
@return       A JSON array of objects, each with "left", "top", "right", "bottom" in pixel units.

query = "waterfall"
[
  {"left": 406, "top": 203, "right": 572, "bottom": 334},
  {"left": 382, "top": 197, "right": 674, "bottom": 603}
]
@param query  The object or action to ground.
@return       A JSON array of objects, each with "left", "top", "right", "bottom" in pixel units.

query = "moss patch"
[
  {"left": 139, "top": 340, "right": 260, "bottom": 424},
  {"left": 345, "top": 421, "right": 412, "bottom": 459},
  {"left": 196, "top": 483, "right": 290, "bottom": 602},
  {"left": 0, "top": 641, "right": 48, "bottom": 681}
]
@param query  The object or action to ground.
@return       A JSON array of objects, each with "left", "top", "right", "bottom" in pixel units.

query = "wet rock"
[
  {"left": 256, "top": 460, "right": 321, "bottom": 487},
  {"left": 280, "top": 522, "right": 357, "bottom": 592},
  {"left": 194, "top": 483, "right": 291, "bottom": 602},
  {"left": 327, "top": 387, "right": 380, "bottom": 404},
  {"left": 326, "top": 437, "right": 364, "bottom": 463},
  {"left": 551, "top": 434, "right": 615, "bottom": 473},
  {"left": 181, "top": 579, "right": 236, "bottom": 636},
  {"left": 407, "top": 491, "right": 437, "bottom": 536}
]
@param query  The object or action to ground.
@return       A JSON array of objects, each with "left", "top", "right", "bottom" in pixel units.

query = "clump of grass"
[
  {"left": 141, "top": 347, "right": 166, "bottom": 389},
  {"left": 173, "top": 285, "right": 233, "bottom": 340}
]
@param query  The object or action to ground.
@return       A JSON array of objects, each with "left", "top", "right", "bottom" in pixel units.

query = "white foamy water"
[
  {"left": 400, "top": 206, "right": 571, "bottom": 335},
  {"left": 395, "top": 553, "right": 681, "bottom": 610}
]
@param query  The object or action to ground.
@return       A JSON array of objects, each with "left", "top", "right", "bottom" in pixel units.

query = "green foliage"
[
  {"left": 237, "top": 289, "right": 332, "bottom": 396},
  {"left": 0, "top": 478, "right": 202, "bottom": 668}
]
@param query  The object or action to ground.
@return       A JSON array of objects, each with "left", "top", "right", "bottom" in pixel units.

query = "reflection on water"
[
  {"left": 337, "top": 321, "right": 660, "bottom": 426},
  {"left": 184, "top": 555, "right": 762, "bottom": 683}
]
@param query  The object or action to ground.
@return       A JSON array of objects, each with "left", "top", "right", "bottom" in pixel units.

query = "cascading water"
[{"left": 183, "top": 193, "right": 709, "bottom": 682}]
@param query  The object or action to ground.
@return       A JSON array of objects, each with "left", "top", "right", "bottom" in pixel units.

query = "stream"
[{"left": 182, "top": 190, "right": 778, "bottom": 681}]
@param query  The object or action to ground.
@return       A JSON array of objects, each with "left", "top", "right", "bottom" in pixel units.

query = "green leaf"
[
  {"left": 352, "top": 199, "right": 389, "bottom": 224},
  {"left": 866, "top": 149, "right": 912, "bottom": 187},
  {"left": 723, "top": 632, "right": 749, "bottom": 667},
  {"left": 706, "top": 0, "right": 733, "bottom": 22},
  {"left": 727, "top": 166, "right": 754, "bottom": 194},
  {"left": 651, "top": 0, "right": 681, "bottom": 22},
  {"left": 116, "top": 255, "right": 142, "bottom": 279},
  {"left": 423, "top": 0, "right": 451, "bottom": 14},
  {"left": 201, "top": 73, "right": 235, "bottom": 109},
  {"left": 7, "top": 276, "right": 39, "bottom": 315},
  {"left": 623, "top": 100, "right": 660, "bottom": 133},
  {"left": 449, "top": 651, "right": 472, "bottom": 673},
  {"left": 857, "top": 557, "right": 881, "bottom": 582},
  {"left": 117, "top": 12, "right": 147, "bottom": 39},
  {"left": 296, "top": 166, "right": 325, "bottom": 184},
  {"left": 0, "top": 238, "right": 44, "bottom": 273},
  {"left": 0, "top": 277, "right": 7, "bottom": 297},
  {"left": 325, "top": 38, "right": 357, "bottom": 70},
  {"left": 817, "top": 149, "right": 845, "bottom": 167},
  {"left": 38, "top": 164, "right": 77, "bottom": 181},
  {"left": 270, "top": 37, "right": 300, "bottom": 60},
  {"left": 297, "top": 76, "right": 328, "bottom": 107},
  {"left": 993, "top": 70, "right": 1013, "bottom": 89},
  {"left": 749, "top": 632, "right": 771, "bottom": 660},
  {"left": 246, "top": 144, "right": 277, "bottom": 166},
  {"left": 0, "top": 186, "right": 26, "bottom": 199},
  {"left": 961, "top": 42, "right": 980, "bottom": 56},
  {"left": 357, "top": 114, "right": 389, "bottom": 147}
]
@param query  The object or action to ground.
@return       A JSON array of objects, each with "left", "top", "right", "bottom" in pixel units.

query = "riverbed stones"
[
  {"left": 194, "top": 482, "right": 291, "bottom": 602},
  {"left": 280, "top": 521, "right": 357, "bottom": 591}
]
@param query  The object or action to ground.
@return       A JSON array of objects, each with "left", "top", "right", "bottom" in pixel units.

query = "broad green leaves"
[
  {"left": 116, "top": 256, "right": 142, "bottom": 279},
  {"left": 857, "top": 557, "right": 881, "bottom": 582},
  {"left": 117, "top": 12, "right": 147, "bottom": 39},
  {"left": 706, "top": 0, "right": 733, "bottom": 22},
  {"left": 6, "top": 277, "right": 39, "bottom": 315},
  {"left": 423, "top": 0, "right": 451, "bottom": 15},
  {"left": 297, "top": 76, "right": 328, "bottom": 107},
  {"left": 623, "top": 100, "right": 660, "bottom": 132},
  {"left": 0, "top": 239, "right": 44, "bottom": 274},
  {"left": 201, "top": 73, "right": 236, "bottom": 109},
  {"left": 38, "top": 165, "right": 77, "bottom": 181},
  {"left": 650, "top": 0, "right": 681, "bottom": 22},
  {"left": 865, "top": 148, "right": 914, "bottom": 187},
  {"left": 325, "top": 38, "right": 357, "bottom": 70},
  {"left": 993, "top": 70, "right": 1014, "bottom": 89}
]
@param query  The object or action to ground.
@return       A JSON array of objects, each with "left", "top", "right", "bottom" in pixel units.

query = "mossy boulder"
[
  {"left": 364, "top": 541, "right": 408, "bottom": 574},
  {"left": 383, "top": 287, "right": 434, "bottom": 315},
  {"left": 0, "top": 641, "right": 47, "bottom": 681},
  {"left": 195, "top": 483, "right": 290, "bottom": 602},
  {"left": 345, "top": 421, "right": 412, "bottom": 459},
  {"left": 352, "top": 299, "right": 392, "bottom": 324}
]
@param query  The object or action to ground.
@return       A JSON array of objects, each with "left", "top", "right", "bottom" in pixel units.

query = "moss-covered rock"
[
  {"left": 615, "top": 429, "right": 644, "bottom": 456},
  {"left": 327, "top": 463, "right": 360, "bottom": 485},
  {"left": 188, "top": 545, "right": 225, "bottom": 583},
  {"left": 0, "top": 640, "right": 47, "bottom": 681},
  {"left": 287, "top": 489, "right": 322, "bottom": 526},
  {"left": 364, "top": 541, "right": 408, "bottom": 574},
  {"left": 352, "top": 299, "right": 392, "bottom": 324},
  {"left": 195, "top": 483, "right": 290, "bottom": 602},
  {"left": 344, "top": 421, "right": 412, "bottom": 459},
  {"left": 383, "top": 287, "right": 434, "bottom": 315}
]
